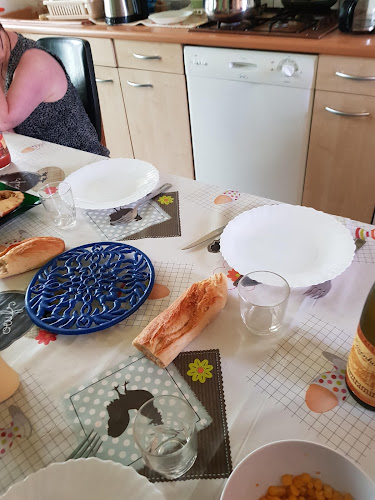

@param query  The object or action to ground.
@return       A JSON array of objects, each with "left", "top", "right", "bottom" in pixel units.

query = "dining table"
[{"left": 0, "top": 132, "right": 375, "bottom": 500}]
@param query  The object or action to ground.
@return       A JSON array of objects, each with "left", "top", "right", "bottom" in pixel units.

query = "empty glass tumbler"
[
  {"left": 38, "top": 182, "right": 76, "bottom": 229},
  {"left": 133, "top": 395, "right": 198, "bottom": 479},
  {"left": 238, "top": 271, "right": 290, "bottom": 336}
]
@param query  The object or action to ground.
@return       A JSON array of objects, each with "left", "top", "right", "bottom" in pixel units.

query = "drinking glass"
[
  {"left": 238, "top": 271, "right": 290, "bottom": 336},
  {"left": 133, "top": 395, "right": 198, "bottom": 479},
  {"left": 38, "top": 182, "right": 76, "bottom": 229}
]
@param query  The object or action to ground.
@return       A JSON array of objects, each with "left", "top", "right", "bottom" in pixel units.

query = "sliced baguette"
[
  {"left": 132, "top": 273, "right": 227, "bottom": 368},
  {"left": 0, "top": 237, "right": 65, "bottom": 278}
]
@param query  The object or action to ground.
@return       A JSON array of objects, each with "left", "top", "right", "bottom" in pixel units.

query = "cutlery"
[
  {"left": 66, "top": 429, "right": 102, "bottom": 460},
  {"left": 181, "top": 225, "right": 226, "bottom": 250},
  {"left": 109, "top": 183, "right": 172, "bottom": 225},
  {"left": 303, "top": 237, "right": 366, "bottom": 299}
]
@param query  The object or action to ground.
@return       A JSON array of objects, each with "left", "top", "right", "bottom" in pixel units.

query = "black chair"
[{"left": 37, "top": 37, "right": 102, "bottom": 141}]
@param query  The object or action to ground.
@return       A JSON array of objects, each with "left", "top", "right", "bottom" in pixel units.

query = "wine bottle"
[
  {"left": 0, "top": 133, "right": 11, "bottom": 169},
  {"left": 346, "top": 281, "right": 375, "bottom": 410}
]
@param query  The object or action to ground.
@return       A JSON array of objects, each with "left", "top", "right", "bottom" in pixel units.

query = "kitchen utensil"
[
  {"left": 238, "top": 271, "right": 290, "bottom": 336},
  {"left": 0, "top": 182, "right": 40, "bottom": 227},
  {"left": 64, "top": 158, "right": 159, "bottom": 210},
  {"left": 303, "top": 237, "right": 366, "bottom": 299},
  {"left": 104, "top": 0, "right": 148, "bottom": 24},
  {"left": 0, "top": 458, "right": 166, "bottom": 500},
  {"left": 66, "top": 430, "right": 102, "bottom": 460},
  {"left": 148, "top": 9, "right": 193, "bottom": 24},
  {"left": 220, "top": 204, "right": 355, "bottom": 288},
  {"left": 181, "top": 225, "right": 226, "bottom": 250},
  {"left": 38, "top": 182, "right": 76, "bottom": 229},
  {"left": 221, "top": 440, "right": 375, "bottom": 500},
  {"left": 110, "top": 183, "right": 172, "bottom": 225},
  {"left": 281, "top": 0, "right": 337, "bottom": 10},
  {"left": 204, "top": 0, "right": 254, "bottom": 23},
  {"left": 133, "top": 395, "right": 198, "bottom": 479},
  {"left": 339, "top": 0, "right": 375, "bottom": 32},
  {"left": 25, "top": 242, "right": 155, "bottom": 335}
]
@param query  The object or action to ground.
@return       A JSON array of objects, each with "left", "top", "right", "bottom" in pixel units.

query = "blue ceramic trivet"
[{"left": 25, "top": 242, "right": 154, "bottom": 335}]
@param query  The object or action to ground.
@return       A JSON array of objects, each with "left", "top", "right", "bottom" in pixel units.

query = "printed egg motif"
[
  {"left": 214, "top": 190, "right": 240, "bottom": 205},
  {"left": 148, "top": 283, "right": 170, "bottom": 300},
  {"left": 305, "top": 352, "right": 348, "bottom": 414}
]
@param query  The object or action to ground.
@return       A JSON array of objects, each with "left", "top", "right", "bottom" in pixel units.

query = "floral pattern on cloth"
[
  {"left": 35, "top": 330, "right": 57, "bottom": 345},
  {"left": 158, "top": 195, "right": 174, "bottom": 205},
  {"left": 187, "top": 359, "right": 213, "bottom": 383},
  {"left": 0, "top": 406, "right": 32, "bottom": 458}
]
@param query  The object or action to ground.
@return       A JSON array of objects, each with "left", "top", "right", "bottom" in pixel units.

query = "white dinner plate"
[
  {"left": 65, "top": 158, "right": 159, "bottom": 209},
  {"left": 0, "top": 458, "right": 165, "bottom": 500},
  {"left": 220, "top": 204, "right": 355, "bottom": 288},
  {"left": 148, "top": 9, "right": 193, "bottom": 24}
]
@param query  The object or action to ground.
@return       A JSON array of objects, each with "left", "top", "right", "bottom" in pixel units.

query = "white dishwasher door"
[{"left": 184, "top": 46, "right": 317, "bottom": 205}]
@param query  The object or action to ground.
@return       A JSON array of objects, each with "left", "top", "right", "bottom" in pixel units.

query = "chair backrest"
[{"left": 37, "top": 37, "right": 102, "bottom": 141}]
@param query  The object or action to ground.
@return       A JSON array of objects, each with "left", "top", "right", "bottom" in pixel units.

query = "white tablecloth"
[{"left": 1, "top": 133, "right": 375, "bottom": 499}]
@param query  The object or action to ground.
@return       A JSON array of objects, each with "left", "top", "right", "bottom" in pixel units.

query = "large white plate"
[
  {"left": 0, "top": 458, "right": 165, "bottom": 500},
  {"left": 65, "top": 158, "right": 159, "bottom": 209},
  {"left": 148, "top": 9, "right": 193, "bottom": 24},
  {"left": 220, "top": 204, "right": 355, "bottom": 288},
  {"left": 221, "top": 440, "right": 375, "bottom": 500}
]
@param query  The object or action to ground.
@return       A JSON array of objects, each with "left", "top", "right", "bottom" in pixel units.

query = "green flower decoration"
[{"left": 187, "top": 359, "right": 213, "bottom": 383}]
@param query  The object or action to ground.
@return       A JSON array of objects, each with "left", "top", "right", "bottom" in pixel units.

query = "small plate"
[
  {"left": 220, "top": 204, "right": 355, "bottom": 288},
  {"left": 0, "top": 182, "right": 40, "bottom": 227},
  {"left": 25, "top": 242, "right": 155, "bottom": 335},
  {"left": 0, "top": 457, "right": 165, "bottom": 500},
  {"left": 148, "top": 9, "right": 193, "bottom": 24},
  {"left": 65, "top": 158, "right": 159, "bottom": 210}
]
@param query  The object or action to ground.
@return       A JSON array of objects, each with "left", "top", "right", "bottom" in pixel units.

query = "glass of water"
[
  {"left": 238, "top": 271, "right": 290, "bottom": 336},
  {"left": 133, "top": 395, "right": 198, "bottom": 479},
  {"left": 38, "top": 182, "right": 76, "bottom": 229}
]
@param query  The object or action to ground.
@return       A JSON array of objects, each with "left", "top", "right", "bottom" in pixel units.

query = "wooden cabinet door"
[
  {"left": 303, "top": 90, "right": 375, "bottom": 223},
  {"left": 95, "top": 66, "right": 133, "bottom": 159},
  {"left": 118, "top": 68, "right": 194, "bottom": 179}
]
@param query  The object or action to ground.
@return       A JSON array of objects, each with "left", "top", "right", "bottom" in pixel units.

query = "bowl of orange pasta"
[{"left": 220, "top": 440, "right": 375, "bottom": 500}]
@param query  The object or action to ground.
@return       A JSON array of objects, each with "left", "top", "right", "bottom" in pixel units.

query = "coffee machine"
[{"left": 104, "top": 0, "right": 148, "bottom": 24}]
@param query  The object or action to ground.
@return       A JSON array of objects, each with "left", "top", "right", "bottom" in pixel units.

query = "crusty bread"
[
  {"left": 0, "top": 237, "right": 65, "bottom": 278},
  {"left": 0, "top": 190, "right": 24, "bottom": 217},
  {"left": 132, "top": 273, "right": 227, "bottom": 368}
]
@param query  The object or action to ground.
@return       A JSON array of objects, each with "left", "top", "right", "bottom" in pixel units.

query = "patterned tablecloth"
[{"left": 0, "top": 133, "right": 375, "bottom": 500}]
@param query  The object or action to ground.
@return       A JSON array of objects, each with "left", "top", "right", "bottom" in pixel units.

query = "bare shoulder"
[{"left": 17, "top": 47, "right": 66, "bottom": 80}]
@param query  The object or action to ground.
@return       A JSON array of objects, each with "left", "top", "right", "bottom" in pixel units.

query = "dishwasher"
[{"left": 184, "top": 46, "right": 317, "bottom": 205}]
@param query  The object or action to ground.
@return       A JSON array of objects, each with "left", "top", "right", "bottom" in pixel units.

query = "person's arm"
[{"left": 0, "top": 48, "right": 67, "bottom": 131}]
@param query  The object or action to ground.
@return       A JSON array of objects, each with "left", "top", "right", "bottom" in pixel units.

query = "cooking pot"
[
  {"left": 281, "top": 0, "right": 337, "bottom": 9},
  {"left": 204, "top": 0, "right": 255, "bottom": 23}
]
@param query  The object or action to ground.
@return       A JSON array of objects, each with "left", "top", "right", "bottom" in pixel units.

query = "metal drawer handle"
[
  {"left": 335, "top": 71, "right": 375, "bottom": 81},
  {"left": 133, "top": 53, "right": 161, "bottom": 60},
  {"left": 126, "top": 80, "right": 153, "bottom": 88},
  {"left": 229, "top": 62, "right": 257, "bottom": 68},
  {"left": 325, "top": 106, "right": 370, "bottom": 117},
  {"left": 95, "top": 79, "right": 114, "bottom": 83}
]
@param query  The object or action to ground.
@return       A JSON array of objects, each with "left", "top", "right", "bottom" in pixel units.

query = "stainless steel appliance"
[
  {"left": 103, "top": 0, "right": 148, "bottom": 24},
  {"left": 338, "top": 0, "right": 375, "bottom": 32},
  {"left": 196, "top": 3, "right": 338, "bottom": 38}
]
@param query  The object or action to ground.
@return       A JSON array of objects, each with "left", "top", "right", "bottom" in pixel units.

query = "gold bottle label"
[{"left": 347, "top": 325, "right": 375, "bottom": 406}]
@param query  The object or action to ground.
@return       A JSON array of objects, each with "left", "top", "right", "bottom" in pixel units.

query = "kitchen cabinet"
[
  {"left": 303, "top": 55, "right": 375, "bottom": 223},
  {"left": 115, "top": 40, "right": 194, "bottom": 178}
]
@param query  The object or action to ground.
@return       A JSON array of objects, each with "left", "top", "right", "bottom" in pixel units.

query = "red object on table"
[{"left": 0, "top": 133, "right": 11, "bottom": 169}]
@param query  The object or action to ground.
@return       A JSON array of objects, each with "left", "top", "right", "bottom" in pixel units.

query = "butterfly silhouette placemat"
[
  {"left": 123, "top": 191, "right": 181, "bottom": 240},
  {"left": 63, "top": 349, "right": 232, "bottom": 481}
]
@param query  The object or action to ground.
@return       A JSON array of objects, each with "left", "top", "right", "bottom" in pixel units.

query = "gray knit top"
[{"left": 5, "top": 34, "right": 109, "bottom": 157}]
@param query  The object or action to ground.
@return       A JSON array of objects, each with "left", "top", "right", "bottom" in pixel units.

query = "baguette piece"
[
  {"left": 0, "top": 237, "right": 65, "bottom": 278},
  {"left": 133, "top": 273, "right": 227, "bottom": 368}
]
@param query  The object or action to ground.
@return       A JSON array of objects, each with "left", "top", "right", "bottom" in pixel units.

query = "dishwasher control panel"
[{"left": 184, "top": 46, "right": 317, "bottom": 89}]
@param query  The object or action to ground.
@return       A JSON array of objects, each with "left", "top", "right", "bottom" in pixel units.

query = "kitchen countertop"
[{"left": 2, "top": 17, "right": 375, "bottom": 58}]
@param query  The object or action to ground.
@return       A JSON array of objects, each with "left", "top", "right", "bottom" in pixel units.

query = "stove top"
[{"left": 192, "top": 7, "right": 338, "bottom": 39}]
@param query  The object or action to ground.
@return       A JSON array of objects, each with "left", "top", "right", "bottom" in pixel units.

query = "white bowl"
[
  {"left": 221, "top": 440, "right": 375, "bottom": 500},
  {"left": 148, "top": 9, "right": 193, "bottom": 24},
  {"left": 0, "top": 458, "right": 165, "bottom": 500}
]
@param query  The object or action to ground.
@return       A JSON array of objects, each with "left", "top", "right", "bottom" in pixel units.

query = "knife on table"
[{"left": 181, "top": 225, "right": 226, "bottom": 250}]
